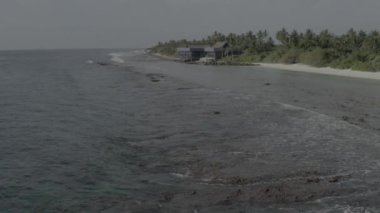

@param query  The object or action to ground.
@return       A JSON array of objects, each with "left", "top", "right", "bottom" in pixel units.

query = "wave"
[{"left": 109, "top": 53, "right": 125, "bottom": 64}]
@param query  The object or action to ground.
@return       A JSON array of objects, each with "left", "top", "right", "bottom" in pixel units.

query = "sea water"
[{"left": 0, "top": 49, "right": 379, "bottom": 212}]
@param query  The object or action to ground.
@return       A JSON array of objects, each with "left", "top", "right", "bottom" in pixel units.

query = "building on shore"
[
  {"left": 176, "top": 42, "right": 230, "bottom": 62},
  {"left": 205, "top": 41, "right": 228, "bottom": 60},
  {"left": 176, "top": 46, "right": 207, "bottom": 62}
]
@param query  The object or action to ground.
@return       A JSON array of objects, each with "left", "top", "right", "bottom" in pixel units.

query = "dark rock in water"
[
  {"left": 216, "top": 176, "right": 251, "bottom": 185},
  {"left": 342, "top": 116, "right": 349, "bottom": 121},
  {"left": 265, "top": 83, "right": 271, "bottom": 86},
  {"left": 329, "top": 176, "right": 343, "bottom": 183},
  {"left": 146, "top": 73, "right": 165, "bottom": 83},
  {"left": 213, "top": 111, "right": 221, "bottom": 115},
  {"left": 160, "top": 192, "right": 175, "bottom": 203},
  {"left": 306, "top": 177, "right": 321, "bottom": 183},
  {"left": 219, "top": 189, "right": 243, "bottom": 206}
]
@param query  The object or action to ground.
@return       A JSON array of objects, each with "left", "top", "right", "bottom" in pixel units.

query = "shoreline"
[
  {"left": 148, "top": 51, "right": 380, "bottom": 80},
  {"left": 258, "top": 63, "right": 380, "bottom": 80},
  {"left": 149, "top": 52, "right": 256, "bottom": 66}
]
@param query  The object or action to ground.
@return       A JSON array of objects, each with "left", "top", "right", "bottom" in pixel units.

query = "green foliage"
[
  {"left": 262, "top": 47, "right": 287, "bottom": 63},
  {"left": 371, "top": 56, "right": 380, "bottom": 71},
  {"left": 222, "top": 54, "right": 264, "bottom": 64},
  {"left": 299, "top": 48, "right": 328, "bottom": 67},
  {"left": 150, "top": 41, "right": 177, "bottom": 56},
  {"left": 351, "top": 62, "right": 375, "bottom": 71},
  {"left": 279, "top": 49, "right": 302, "bottom": 64},
  {"left": 276, "top": 28, "right": 290, "bottom": 47},
  {"left": 151, "top": 28, "right": 380, "bottom": 71}
]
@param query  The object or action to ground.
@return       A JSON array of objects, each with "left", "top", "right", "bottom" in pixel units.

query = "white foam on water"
[
  {"left": 109, "top": 53, "right": 125, "bottom": 64},
  {"left": 171, "top": 173, "right": 190, "bottom": 179},
  {"left": 171, "top": 169, "right": 192, "bottom": 179},
  {"left": 86, "top": 60, "right": 94, "bottom": 64}
]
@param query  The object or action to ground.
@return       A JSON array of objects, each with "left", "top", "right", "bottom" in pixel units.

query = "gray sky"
[{"left": 1, "top": 0, "right": 380, "bottom": 50}]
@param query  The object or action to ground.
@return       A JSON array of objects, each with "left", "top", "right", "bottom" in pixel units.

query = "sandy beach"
[
  {"left": 258, "top": 63, "right": 380, "bottom": 80},
  {"left": 148, "top": 51, "right": 380, "bottom": 81}
]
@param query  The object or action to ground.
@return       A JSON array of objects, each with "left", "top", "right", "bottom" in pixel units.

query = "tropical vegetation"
[{"left": 150, "top": 29, "right": 380, "bottom": 71}]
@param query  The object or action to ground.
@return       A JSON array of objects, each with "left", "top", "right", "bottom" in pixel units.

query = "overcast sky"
[{"left": 1, "top": 0, "right": 379, "bottom": 50}]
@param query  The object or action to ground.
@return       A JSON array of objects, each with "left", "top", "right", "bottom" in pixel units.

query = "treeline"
[
  {"left": 151, "top": 29, "right": 380, "bottom": 71},
  {"left": 150, "top": 30, "right": 274, "bottom": 56}
]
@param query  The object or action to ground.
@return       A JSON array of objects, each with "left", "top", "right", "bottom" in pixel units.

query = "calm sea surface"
[{"left": 0, "top": 49, "right": 380, "bottom": 212}]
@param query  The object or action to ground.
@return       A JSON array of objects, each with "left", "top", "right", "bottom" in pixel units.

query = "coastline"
[
  {"left": 258, "top": 63, "right": 380, "bottom": 80},
  {"left": 148, "top": 51, "right": 380, "bottom": 80},
  {"left": 149, "top": 52, "right": 256, "bottom": 66}
]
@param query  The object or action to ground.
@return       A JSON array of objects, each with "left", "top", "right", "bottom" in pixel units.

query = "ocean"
[{"left": 0, "top": 49, "right": 379, "bottom": 212}]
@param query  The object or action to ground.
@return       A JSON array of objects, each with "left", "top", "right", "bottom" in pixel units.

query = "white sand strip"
[{"left": 258, "top": 63, "right": 380, "bottom": 80}]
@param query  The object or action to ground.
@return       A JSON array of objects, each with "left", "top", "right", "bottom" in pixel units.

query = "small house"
[
  {"left": 205, "top": 47, "right": 224, "bottom": 60},
  {"left": 176, "top": 42, "right": 229, "bottom": 61},
  {"left": 177, "top": 47, "right": 206, "bottom": 61}
]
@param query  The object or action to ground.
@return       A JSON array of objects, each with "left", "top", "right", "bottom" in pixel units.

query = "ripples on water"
[{"left": 0, "top": 49, "right": 379, "bottom": 212}]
